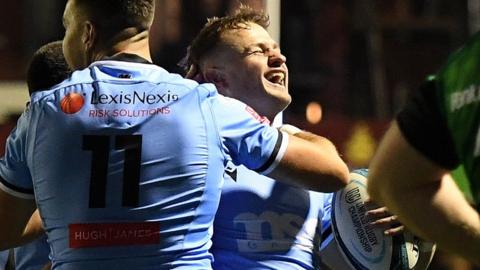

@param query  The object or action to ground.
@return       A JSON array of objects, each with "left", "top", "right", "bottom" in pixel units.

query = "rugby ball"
[{"left": 331, "top": 169, "right": 435, "bottom": 270}]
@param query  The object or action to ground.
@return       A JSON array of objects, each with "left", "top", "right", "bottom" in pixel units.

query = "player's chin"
[{"left": 269, "top": 91, "right": 292, "bottom": 111}]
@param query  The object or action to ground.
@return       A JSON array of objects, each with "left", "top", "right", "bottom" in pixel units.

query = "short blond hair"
[{"left": 185, "top": 5, "right": 269, "bottom": 70}]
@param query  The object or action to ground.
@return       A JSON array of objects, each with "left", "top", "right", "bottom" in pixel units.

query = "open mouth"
[{"left": 265, "top": 71, "right": 285, "bottom": 86}]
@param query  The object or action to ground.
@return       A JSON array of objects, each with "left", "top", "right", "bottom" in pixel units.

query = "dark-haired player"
[{"left": 13, "top": 40, "right": 71, "bottom": 270}]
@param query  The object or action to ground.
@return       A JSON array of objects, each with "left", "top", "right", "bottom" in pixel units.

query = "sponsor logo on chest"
[{"left": 91, "top": 90, "right": 179, "bottom": 105}]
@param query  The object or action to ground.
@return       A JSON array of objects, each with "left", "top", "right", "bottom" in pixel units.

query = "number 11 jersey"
[{"left": 0, "top": 55, "right": 288, "bottom": 269}]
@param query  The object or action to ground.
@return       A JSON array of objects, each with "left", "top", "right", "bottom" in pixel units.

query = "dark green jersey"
[{"left": 397, "top": 32, "right": 480, "bottom": 207}]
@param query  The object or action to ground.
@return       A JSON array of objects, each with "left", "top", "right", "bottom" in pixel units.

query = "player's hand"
[
  {"left": 365, "top": 200, "right": 404, "bottom": 236},
  {"left": 279, "top": 124, "right": 302, "bottom": 135}
]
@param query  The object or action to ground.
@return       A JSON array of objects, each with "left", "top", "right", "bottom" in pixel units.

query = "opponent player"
[
  {"left": 184, "top": 6, "right": 401, "bottom": 269},
  {"left": 0, "top": 1, "right": 349, "bottom": 269},
  {"left": 367, "top": 30, "right": 480, "bottom": 264}
]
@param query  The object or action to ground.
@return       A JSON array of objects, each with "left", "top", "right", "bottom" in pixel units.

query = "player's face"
[
  {"left": 216, "top": 23, "right": 291, "bottom": 120},
  {"left": 62, "top": 0, "right": 89, "bottom": 70}
]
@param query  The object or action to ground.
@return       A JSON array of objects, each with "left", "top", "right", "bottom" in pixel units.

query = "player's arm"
[
  {"left": 280, "top": 124, "right": 339, "bottom": 156},
  {"left": 0, "top": 183, "right": 37, "bottom": 250},
  {"left": 23, "top": 209, "right": 44, "bottom": 242},
  {"left": 211, "top": 93, "right": 349, "bottom": 193},
  {"left": 269, "top": 124, "right": 349, "bottom": 192},
  {"left": 367, "top": 122, "right": 480, "bottom": 265}
]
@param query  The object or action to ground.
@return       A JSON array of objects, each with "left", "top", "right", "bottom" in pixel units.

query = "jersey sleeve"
[
  {"left": 208, "top": 93, "right": 288, "bottom": 175},
  {"left": 396, "top": 79, "right": 459, "bottom": 169},
  {"left": 0, "top": 111, "right": 34, "bottom": 199}
]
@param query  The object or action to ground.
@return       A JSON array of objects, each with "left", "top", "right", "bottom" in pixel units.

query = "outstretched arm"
[{"left": 368, "top": 121, "right": 480, "bottom": 265}]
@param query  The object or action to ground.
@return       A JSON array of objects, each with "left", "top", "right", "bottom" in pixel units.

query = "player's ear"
[
  {"left": 82, "top": 21, "right": 96, "bottom": 51},
  {"left": 203, "top": 67, "right": 228, "bottom": 92}
]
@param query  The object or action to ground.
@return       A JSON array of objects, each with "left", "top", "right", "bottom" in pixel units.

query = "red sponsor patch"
[
  {"left": 69, "top": 222, "right": 160, "bottom": 248},
  {"left": 245, "top": 106, "right": 270, "bottom": 125}
]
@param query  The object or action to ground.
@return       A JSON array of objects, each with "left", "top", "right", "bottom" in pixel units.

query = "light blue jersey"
[
  {"left": 14, "top": 235, "right": 50, "bottom": 270},
  {"left": 211, "top": 165, "right": 333, "bottom": 270},
  {"left": 0, "top": 55, "right": 288, "bottom": 270}
]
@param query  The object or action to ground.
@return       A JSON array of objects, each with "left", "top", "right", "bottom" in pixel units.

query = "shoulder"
[{"left": 30, "top": 68, "right": 93, "bottom": 103}]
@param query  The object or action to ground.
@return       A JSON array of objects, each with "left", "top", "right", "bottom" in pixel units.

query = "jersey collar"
[{"left": 102, "top": 53, "right": 153, "bottom": 65}]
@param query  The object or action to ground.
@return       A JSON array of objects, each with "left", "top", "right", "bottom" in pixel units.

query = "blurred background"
[{"left": 0, "top": 0, "right": 478, "bottom": 269}]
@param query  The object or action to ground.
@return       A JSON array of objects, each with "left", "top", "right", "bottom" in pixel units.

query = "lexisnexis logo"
[
  {"left": 61, "top": 93, "right": 85, "bottom": 114},
  {"left": 91, "top": 91, "right": 179, "bottom": 105}
]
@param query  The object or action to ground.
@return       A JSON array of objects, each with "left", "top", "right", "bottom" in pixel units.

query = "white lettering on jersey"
[{"left": 233, "top": 211, "right": 318, "bottom": 252}]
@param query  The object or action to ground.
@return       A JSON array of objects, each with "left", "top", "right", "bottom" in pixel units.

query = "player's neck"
[{"left": 96, "top": 29, "right": 153, "bottom": 63}]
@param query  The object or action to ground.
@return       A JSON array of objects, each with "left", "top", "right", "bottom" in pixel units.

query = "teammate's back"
[{"left": 26, "top": 57, "right": 227, "bottom": 268}]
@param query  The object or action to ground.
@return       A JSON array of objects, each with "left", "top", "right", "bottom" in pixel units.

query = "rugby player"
[
  {"left": 368, "top": 29, "right": 480, "bottom": 265},
  {"left": 185, "top": 6, "right": 401, "bottom": 270}
]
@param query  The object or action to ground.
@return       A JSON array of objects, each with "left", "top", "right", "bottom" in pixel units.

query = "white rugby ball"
[{"left": 331, "top": 169, "right": 435, "bottom": 270}]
